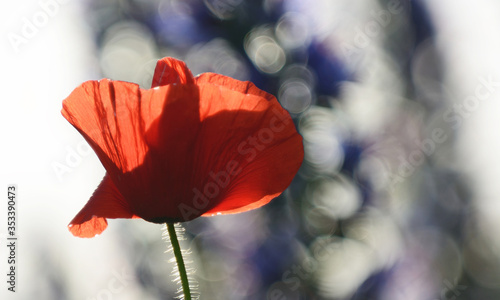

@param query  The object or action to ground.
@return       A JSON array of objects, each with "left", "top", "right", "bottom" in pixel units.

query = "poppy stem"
[{"left": 166, "top": 223, "right": 192, "bottom": 300}]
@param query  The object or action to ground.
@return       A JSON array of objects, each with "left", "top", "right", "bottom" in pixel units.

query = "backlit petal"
[
  {"left": 195, "top": 83, "right": 303, "bottom": 216},
  {"left": 195, "top": 72, "right": 274, "bottom": 102},
  {"left": 62, "top": 79, "right": 187, "bottom": 175},
  {"left": 68, "top": 174, "right": 137, "bottom": 238},
  {"left": 62, "top": 57, "right": 304, "bottom": 237},
  {"left": 151, "top": 57, "right": 194, "bottom": 87},
  {"left": 124, "top": 84, "right": 201, "bottom": 222},
  {"left": 62, "top": 80, "right": 200, "bottom": 224},
  {"left": 154, "top": 81, "right": 304, "bottom": 220}
]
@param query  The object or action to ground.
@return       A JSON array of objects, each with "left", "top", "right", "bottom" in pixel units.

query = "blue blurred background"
[{"left": 3, "top": 0, "right": 500, "bottom": 299}]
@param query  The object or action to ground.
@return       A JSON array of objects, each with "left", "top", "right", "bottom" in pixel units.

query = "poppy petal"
[
  {"left": 175, "top": 81, "right": 303, "bottom": 219},
  {"left": 62, "top": 79, "right": 180, "bottom": 176},
  {"left": 62, "top": 79, "right": 202, "bottom": 224},
  {"left": 195, "top": 72, "right": 274, "bottom": 102},
  {"left": 151, "top": 57, "right": 194, "bottom": 87},
  {"left": 125, "top": 84, "right": 202, "bottom": 222},
  {"left": 62, "top": 57, "right": 304, "bottom": 233},
  {"left": 69, "top": 174, "right": 137, "bottom": 238}
]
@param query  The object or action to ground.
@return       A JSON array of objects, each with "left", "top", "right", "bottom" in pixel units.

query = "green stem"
[{"left": 167, "top": 223, "right": 191, "bottom": 300}]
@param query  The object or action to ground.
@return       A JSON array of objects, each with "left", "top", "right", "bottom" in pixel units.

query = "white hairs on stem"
[{"left": 162, "top": 223, "right": 199, "bottom": 300}]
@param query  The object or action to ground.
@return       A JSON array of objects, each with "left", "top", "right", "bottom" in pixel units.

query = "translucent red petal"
[
  {"left": 68, "top": 174, "right": 138, "bottom": 238},
  {"left": 62, "top": 57, "right": 304, "bottom": 237},
  {"left": 151, "top": 57, "right": 194, "bottom": 87}
]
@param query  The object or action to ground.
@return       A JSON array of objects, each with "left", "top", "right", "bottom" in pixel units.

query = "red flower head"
[{"left": 62, "top": 57, "right": 303, "bottom": 238}]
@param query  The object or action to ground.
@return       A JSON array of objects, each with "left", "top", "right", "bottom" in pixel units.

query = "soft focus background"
[{"left": 2, "top": 0, "right": 500, "bottom": 299}]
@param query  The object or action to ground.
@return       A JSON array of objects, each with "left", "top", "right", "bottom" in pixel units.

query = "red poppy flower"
[{"left": 62, "top": 57, "right": 303, "bottom": 238}]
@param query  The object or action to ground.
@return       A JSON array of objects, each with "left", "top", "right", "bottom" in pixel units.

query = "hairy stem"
[{"left": 166, "top": 223, "right": 191, "bottom": 300}]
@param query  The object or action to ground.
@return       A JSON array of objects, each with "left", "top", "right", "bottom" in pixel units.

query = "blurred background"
[{"left": 2, "top": 0, "right": 500, "bottom": 299}]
